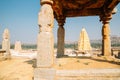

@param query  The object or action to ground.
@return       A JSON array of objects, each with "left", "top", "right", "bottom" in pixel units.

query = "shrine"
[{"left": 34, "top": 0, "right": 120, "bottom": 80}]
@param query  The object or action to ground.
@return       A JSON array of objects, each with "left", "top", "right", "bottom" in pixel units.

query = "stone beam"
[
  {"left": 102, "top": 0, "right": 119, "bottom": 15},
  {"left": 64, "top": 8, "right": 102, "bottom": 17},
  {"left": 52, "top": 0, "right": 63, "bottom": 17},
  {"left": 79, "top": 0, "right": 97, "bottom": 9},
  {"left": 108, "top": 0, "right": 119, "bottom": 9}
]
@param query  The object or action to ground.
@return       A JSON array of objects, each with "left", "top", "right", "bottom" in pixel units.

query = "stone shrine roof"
[{"left": 52, "top": 0, "right": 120, "bottom": 17}]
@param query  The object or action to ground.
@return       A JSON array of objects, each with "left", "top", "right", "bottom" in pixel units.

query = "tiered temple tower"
[{"left": 78, "top": 28, "right": 92, "bottom": 51}]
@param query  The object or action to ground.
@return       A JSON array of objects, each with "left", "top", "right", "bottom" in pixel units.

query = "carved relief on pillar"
[
  {"left": 38, "top": 0, "right": 54, "bottom": 33},
  {"left": 37, "top": 0, "right": 54, "bottom": 67},
  {"left": 34, "top": 1, "right": 56, "bottom": 80}
]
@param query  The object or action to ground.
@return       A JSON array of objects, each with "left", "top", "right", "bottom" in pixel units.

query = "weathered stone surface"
[
  {"left": 52, "top": 0, "right": 119, "bottom": 17},
  {"left": 14, "top": 41, "right": 22, "bottom": 52},
  {"left": 2, "top": 28, "right": 11, "bottom": 59},
  {"left": 56, "top": 69, "right": 120, "bottom": 80},
  {"left": 34, "top": 68, "right": 56, "bottom": 80},
  {"left": 34, "top": 1, "right": 56, "bottom": 79},
  {"left": 78, "top": 28, "right": 92, "bottom": 51},
  {"left": 37, "top": 32, "right": 54, "bottom": 67},
  {"left": 36, "top": 0, "right": 54, "bottom": 68},
  {"left": 101, "top": 14, "right": 112, "bottom": 56}
]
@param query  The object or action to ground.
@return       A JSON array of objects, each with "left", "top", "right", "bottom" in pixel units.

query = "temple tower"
[{"left": 78, "top": 28, "right": 92, "bottom": 52}]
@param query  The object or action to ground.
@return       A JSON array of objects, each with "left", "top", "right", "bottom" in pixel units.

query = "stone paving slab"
[{"left": 57, "top": 68, "right": 120, "bottom": 76}]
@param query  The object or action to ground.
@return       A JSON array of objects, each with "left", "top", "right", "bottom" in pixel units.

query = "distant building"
[
  {"left": 14, "top": 41, "right": 22, "bottom": 52},
  {"left": 78, "top": 28, "right": 92, "bottom": 51}
]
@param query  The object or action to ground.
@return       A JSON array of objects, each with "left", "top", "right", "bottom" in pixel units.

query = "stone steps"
[{"left": 56, "top": 68, "right": 120, "bottom": 80}]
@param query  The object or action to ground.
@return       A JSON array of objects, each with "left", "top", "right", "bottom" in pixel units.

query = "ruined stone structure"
[
  {"left": 14, "top": 41, "right": 22, "bottom": 52},
  {"left": 2, "top": 28, "right": 11, "bottom": 59},
  {"left": 78, "top": 28, "right": 92, "bottom": 51},
  {"left": 34, "top": 0, "right": 56, "bottom": 80},
  {"left": 52, "top": 0, "right": 119, "bottom": 57},
  {"left": 34, "top": 0, "right": 120, "bottom": 80}
]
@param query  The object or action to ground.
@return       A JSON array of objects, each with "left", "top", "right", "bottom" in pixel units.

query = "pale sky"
[{"left": 0, "top": 0, "right": 120, "bottom": 44}]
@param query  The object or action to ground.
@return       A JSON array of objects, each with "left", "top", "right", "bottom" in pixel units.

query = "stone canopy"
[
  {"left": 34, "top": 0, "right": 120, "bottom": 80},
  {"left": 52, "top": 0, "right": 119, "bottom": 17}
]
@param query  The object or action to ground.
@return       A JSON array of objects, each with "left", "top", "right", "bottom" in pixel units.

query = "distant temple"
[{"left": 78, "top": 28, "right": 92, "bottom": 51}]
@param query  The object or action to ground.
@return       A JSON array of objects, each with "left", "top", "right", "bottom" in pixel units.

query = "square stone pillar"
[
  {"left": 102, "top": 24, "right": 111, "bottom": 56},
  {"left": 57, "top": 26, "right": 65, "bottom": 57},
  {"left": 34, "top": 0, "right": 56, "bottom": 80},
  {"left": 56, "top": 16, "right": 66, "bottom": 58}
]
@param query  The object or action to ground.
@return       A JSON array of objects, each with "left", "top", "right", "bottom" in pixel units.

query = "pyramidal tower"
[{"left": 78, "top": 28, "right": 92, "bottom": 51}]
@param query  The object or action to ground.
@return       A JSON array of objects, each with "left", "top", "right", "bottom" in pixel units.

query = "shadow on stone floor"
[{"left": 24, "top": 58, "right": 36, "bottom": 68}]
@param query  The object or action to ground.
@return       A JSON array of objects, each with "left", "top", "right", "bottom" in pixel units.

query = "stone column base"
[{"left": 34, "top": 68, "right": 56, "bottom": 80}]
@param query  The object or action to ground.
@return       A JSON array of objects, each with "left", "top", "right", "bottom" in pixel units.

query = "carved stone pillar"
[
  {"left": 2, "top": 28, "right": 11, "bottom": 59},
  {"left": 34, "top": 0, "right": 56, "bottom": 80},
  {"left": 100, "top": 14, "right": 112, "bottom": 56},
  {"left": 56, "top": 16, "right": 65, "bottom": 57}
]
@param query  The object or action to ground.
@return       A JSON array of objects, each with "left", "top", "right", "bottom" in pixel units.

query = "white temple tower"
[{"left": 78, "top": 28, "right": 92, "bottom": 52}]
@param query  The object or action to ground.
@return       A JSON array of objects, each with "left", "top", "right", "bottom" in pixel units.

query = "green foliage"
[
  {"left": 22, "top": 44, "right": 37, "bottom": 50},
  {"left": 91, "top": 43, "right": 102, "bottom": 48},
  {"left": 0, "top": 40, "right": 119, "bottom": 50},
  {"left": 9, "top": 44, "right": 37, "bottom": 50},
  {"left": 111, "top": 43, "right": 120, "bottom": 47}
]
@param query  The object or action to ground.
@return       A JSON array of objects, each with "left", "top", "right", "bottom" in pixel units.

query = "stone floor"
[{"left": 0, "top": 50, "right": 120, "bottom": 80}]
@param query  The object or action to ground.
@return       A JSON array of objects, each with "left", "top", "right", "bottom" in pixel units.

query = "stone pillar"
[
  {"left": 56, "top": 16, "right": 65, "bottom": 57},
  {"left": 14, "top": 41, "right": 22, "bottom": 52},
  {"left": 34, "top": 0, "right": 56, "bottom": 80},
  {"left": 100, "top": 14, "right": 112, "bottom": 56},
  {"left": 2, "top": 28, "right": 11, "bottom": 59}
]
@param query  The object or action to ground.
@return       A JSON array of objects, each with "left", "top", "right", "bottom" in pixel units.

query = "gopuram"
[
  {"left": 2, "top": 28, "right": 11, "bottom": 59},
  {"left": 78, "top": 28, "right": 92, "bottom": 52},
  {"left": 34, "top": 0, "right": 120, "bottom": 80}
]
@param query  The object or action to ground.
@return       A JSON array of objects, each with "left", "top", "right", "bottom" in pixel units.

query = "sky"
[{"left": 0, "top": 0, "right": 120, "bottom": 44}]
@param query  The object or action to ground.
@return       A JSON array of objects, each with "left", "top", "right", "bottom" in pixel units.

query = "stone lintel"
[
  {"left": 34, "top": 68, "right": 56, "bottom": 80},
  {"left": 64, "top": 8, "right": 102, "bottom": 17},
  {"left": 53, "top": 0, "right": 119, "bottom": 18}
]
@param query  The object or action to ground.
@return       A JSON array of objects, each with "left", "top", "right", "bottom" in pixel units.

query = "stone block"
[
  {"left": 34, "top": 68, "right": 56, "bottom": 80},
  {"left": 37, "top": 32, "right": 54, "bottom": 67}
]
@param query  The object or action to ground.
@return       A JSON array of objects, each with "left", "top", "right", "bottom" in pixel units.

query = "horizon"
[{"left": 0, "top": 0, "right": 120, "bottom": 44}]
